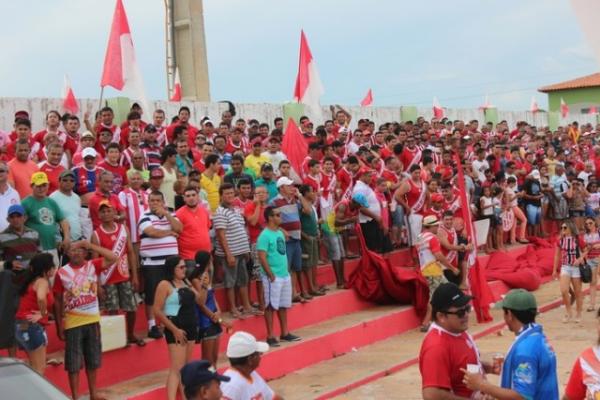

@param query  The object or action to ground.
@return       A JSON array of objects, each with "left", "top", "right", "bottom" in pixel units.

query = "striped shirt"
[
  {"left": 138, "top": 211, "right": 180, "bottom": 267},
  {"left": 0, "top": 226, "right": 40, "bottom": 270},
  {"left": 213, "top": 205, "right": 250, "bottom": 257},
  {"left": 559, "top": 236, "right": 578, "bottom": 266},
  {"left": 269, "top": 195, "right": 302, "bottom": 241},
  {"left": 140, "top": 142, "right": 161, "bottom": 171}
]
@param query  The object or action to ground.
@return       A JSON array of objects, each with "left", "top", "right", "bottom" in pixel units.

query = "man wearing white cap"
[{"left": 221, "top": 331, "right": 283, "bottom": 400}]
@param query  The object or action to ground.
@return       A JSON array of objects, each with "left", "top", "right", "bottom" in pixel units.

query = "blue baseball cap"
[
  {"left": 351, "top": 193, "right": 369, "bottom": 208},
  {"left": 180, "top": 360, "right": 230, "bottom": 390},
  {"left": 7, "top": 204, "right": 25, "bottom": 216}
]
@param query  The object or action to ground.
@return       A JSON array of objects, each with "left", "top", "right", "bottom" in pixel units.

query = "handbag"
[{"left": 576, "top": 245, "right": 593, "bottom": 284}]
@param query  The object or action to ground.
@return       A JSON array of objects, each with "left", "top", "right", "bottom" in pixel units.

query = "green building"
[{"left": 539, "top": 72, "right": 600, "bottom": 114}]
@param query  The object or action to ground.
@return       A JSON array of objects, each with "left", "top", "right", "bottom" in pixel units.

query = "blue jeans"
[{"left": 525, "top": 204, "right": 541, "bottom": 225}]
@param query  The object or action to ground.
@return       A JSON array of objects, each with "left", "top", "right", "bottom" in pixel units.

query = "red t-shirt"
[
  {"left": 244, "top": 201, "right": 266, "bottom": 244},
  {"left": 419, "top": 323, "right": 479, "bottom": 398},
  {"left": 38, "top": 161, "right": 65, "bottom": 194},
  {"left": 88, "top": 191, "right": 125, "bottom": 230},
  {"left": 175, "top": 205, "right": 212, "bottom": 259},
  {"left": 98, "top": 161, "right": 128, "bottom": 194}
]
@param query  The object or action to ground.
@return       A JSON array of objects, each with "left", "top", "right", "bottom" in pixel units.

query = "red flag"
[
  {"left": 590, "top": 106, "right": 598, "bottom": 114},
  {"left": 454, "top": 153, "right": 494, "bottom": 323},
  {"left": 100, "top": 0, "right": 149, "bottom": 110},
  {"left": 281, "top": 118, "right": 308, "bottom": 176},
  {"left": 560, "top": 97, "right": 569, "bottom": 118},
  {"left": 360, "top": 89, "right": 373, "bottom": 107},
  {"left": 432, "top": 96, "right": 444, "bottom": 118},
  {"left": 293, "top": 30, "right": 324, "bottom": 115},
  {"left": 62, "top": 74, "right": 79, "bottom": 115},
  {"left": 170, "top": 67, "right": 182, "bottom": 101}
]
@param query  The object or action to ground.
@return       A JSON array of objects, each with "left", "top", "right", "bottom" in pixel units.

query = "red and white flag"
[
  {"left": 530, "top": 96, "right": 539, "bottom": 113},
  {"left": 293, "top": 30, "right": 324, "bottom": 116},
  {"left": 62, "top": 74, "right": 79, "bottom": 115},
  {"left": 560, "top": 97, "right": 569, "bottom": 118},
  {"left": 170, "top": 67, "right": 182, "bottom": 102},
  {"left": 281, "top": 118, "right": 308, "bottom": 176},
  {"left": 432, "top": 96, "right": 444, "bottom": 118},
  {"left": 360, "top": 88, "right": 373, "bottom": 107},
  {"left": 100, "top": 0, "right": 149, "bottom": 111}
]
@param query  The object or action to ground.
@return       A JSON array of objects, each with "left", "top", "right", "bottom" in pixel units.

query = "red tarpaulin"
[{"left": 348, "top": 225, "right": 430, "bottom": 319}]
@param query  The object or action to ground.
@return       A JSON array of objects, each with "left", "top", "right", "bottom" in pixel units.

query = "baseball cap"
[
  {"left": 7, "top": 204, "right": 25, "bottom": 216},
  {"left": 494, "top": 289, "right": 537, "bottom": 311},
  {"left": 251, "top": 137, "right": 263, "bottom": 146},
  {"left": 356, "top": 167, "right": 373, "bottom": 178},
  {"left": 180, "top": 360, "right": 230, "bottom": 390},
  {"left": 261, "top": 163, "right": 273, "bottom": 172},
  {"left": 98, "top": 199, "right": 113, "bottom": 211},
  {"left": 422, "top": 215, "right": 439, "bottom": 227},
  {"left": 150, "top": 168, "right": 165, "bottom": 179},
  {"left": 59, "top": 170, "right": 76, "bottom": 180},
  {"left": 529, "top": 170, "right": 541, "bottom": 180},
  {"left": 351, "top": 193, "right": 369, "bottom": 208},
  {"left": 14, "top": 110, "right": 30, "bottom": 120},
  {"left": 276, "top": 176, "right": 294, "bottom": 188},
  {"left": 431, "top": 282, "right": 472, "bottom": 310},
  {"left": 82, "top": 148, "right": 97, "bottom": 159},
  {"left": 202, "top": 119, "right": 214, "bottom": 127},
  {"left": 30, "top": 172, "right": 49, "bottom": 186},
  {"left": 80, "top": 130, "right": 95, "bottom": 140},
  {"left": 226, "top": 331, "right": 269, "bottom": 358}
]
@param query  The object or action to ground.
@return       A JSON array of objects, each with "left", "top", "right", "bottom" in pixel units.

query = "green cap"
[{"left": 494, "top": 289, "right": 537, "bottom": 311}]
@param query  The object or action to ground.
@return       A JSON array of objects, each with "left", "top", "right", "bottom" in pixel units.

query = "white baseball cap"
[
  {"left": 82, "top": 147, "right": 97, "bottom": 159},
  {"left": 276, "top": 176, "right": 294, "bottom": 188},
  {"left": 226, "top": 331, "right": 269, "bottom": 358}
]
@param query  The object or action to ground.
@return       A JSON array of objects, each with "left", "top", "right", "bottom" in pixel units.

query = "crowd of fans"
[{"left": 1, "top": 102, "right": 600, "bottom": 399}]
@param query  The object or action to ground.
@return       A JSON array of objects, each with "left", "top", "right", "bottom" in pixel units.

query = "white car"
[{"left": 0, "top": 358, "right": 69, "bottom": 399}]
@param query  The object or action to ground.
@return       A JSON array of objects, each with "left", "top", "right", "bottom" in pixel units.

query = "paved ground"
[{"left": 341, "top": 281, "right": 597, "bottom": 399}]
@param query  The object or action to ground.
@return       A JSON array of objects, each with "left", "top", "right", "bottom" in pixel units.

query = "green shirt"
[
  {"left": 300, "top": 205, "right": 319, "bottom": 236},
  {"left": 256, "top": 227, "right": 289, "bottom": 277},
  {"left": 255, "top": 178, "right": 278, "bottom": 201},
  {"left": 22, "top": 196, "right": 64, "bottom": 250}
]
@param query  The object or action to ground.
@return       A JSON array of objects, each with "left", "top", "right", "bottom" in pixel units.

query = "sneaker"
[
  {"left": 148, "top": 326, "right": 163, "bottom": 339},
  {"left": 266, "top": 337, "right": 280, "bottom": 347},
  {"left": 280, "top": 333, "right": 301, "bottom": 342}
]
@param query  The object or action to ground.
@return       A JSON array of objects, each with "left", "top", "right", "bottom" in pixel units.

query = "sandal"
[
  {"left": 309, "top": 290, "right": 326, "bottom": 297},
  {"left": 243, "top": 308, "right": 264, "bottom": 316},
  {"left": 292, "top": 295, "right": 307, "bottom": 304},
  {"left": 301, "top": 293, "right": 313, "bottom": 300},
  {"left": 562, "top": 315, "right": 571, "bottom": 324},
  {"left": 419, "top": 324, "right": 430, "bottom": 333},
  {"left": 46, "top": 358, "right": 63, "bottom": 366},
  {"left": 588, "top": 306, "right": 596, "bottom": 312},
  {"left": 128, "top": 337, "right": 147, "bottom": 347}
]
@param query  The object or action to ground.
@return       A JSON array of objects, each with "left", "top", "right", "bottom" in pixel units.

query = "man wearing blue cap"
[
  {"left": 180, "top": 360, "right": 230, "bottom": 400},
  {"left": 462, "top": 289, "right": 559, "bottom": 400},
  {"left": 0, "top": 204, "right": 40, "bottom": 272}
]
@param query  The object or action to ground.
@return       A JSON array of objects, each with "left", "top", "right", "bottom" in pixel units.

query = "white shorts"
[
  {"left": 262, "top": 275, "right": 292, "bottom": 310},
  {"left": 560, "top": 265, "right": 581, "bottom": 279}
]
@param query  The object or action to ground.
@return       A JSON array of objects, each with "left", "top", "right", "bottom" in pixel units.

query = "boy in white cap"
[{"left": 221, "top": 331, "right": 283, "bottom": 400}]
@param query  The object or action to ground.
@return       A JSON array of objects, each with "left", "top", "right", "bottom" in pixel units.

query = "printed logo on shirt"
[
  {"left": 276, "top": 237, "right": 286, "bottom": 255},
  {"left": 514, "top": 362, "right": 533, "bottom": 385},
  {"left": 38, "top": 207, "right": 55, "bottom": 225}
]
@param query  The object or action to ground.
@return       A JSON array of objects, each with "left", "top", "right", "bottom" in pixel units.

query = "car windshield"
[{"left": 0, "top": 362, "right": 69, "bottom": 399}]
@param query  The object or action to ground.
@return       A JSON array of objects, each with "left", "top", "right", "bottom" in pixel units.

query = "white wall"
[{"left": 0, "top": 97, "right": 596, "bottom": 132}]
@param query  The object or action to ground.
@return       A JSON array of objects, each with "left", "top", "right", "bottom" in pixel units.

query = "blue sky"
[{"left": 0, "top": 0, "right": 597, "bottom": 110}]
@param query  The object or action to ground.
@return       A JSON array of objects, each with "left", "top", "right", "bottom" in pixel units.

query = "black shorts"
[
  {"left": 444, "top": 269, "right": 462, "bottom": 286},
  {"left": 360, "top": 220, "right": 384, "bottom": 253},
  {"left": 164, "top": 316, "right": 198, "bottom": 345},
  {"left": 64, "top": 322, "right": 102, "bottom": 373},
  {"left": 196, "top": 322, "right": 223, "bottom": 343},
  {"left": 142, "top": 268, "right": 166, "bottom": 306}
]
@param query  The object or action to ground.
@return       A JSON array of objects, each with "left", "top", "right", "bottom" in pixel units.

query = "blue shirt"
[{"left": 500, "top": 323, "right": 558, "bottom": 400}]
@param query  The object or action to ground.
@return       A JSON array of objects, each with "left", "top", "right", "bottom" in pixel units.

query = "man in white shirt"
[
  {"left": 471, "top": 148, "right": 489, "bottom": 184},
  {"left": 0, "top": 161, "right": 20, "bottom": 231},
  {"left": 221, "top": 331, "right": 282, "bottom": 400},
  {"left": 261, "top": 137, "right": 286, "bottom": 176},
  {"left": 351, "top": 168, "right": 385, "bottom": 253}
]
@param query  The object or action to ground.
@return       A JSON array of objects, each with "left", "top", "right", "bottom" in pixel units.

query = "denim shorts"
[
  {"left": 525, "top": 204, "right": 541, "bottom": 225},
  {"left": 560, "top": 264, "right": 581, "bottom": 279},
  {"left": 286, "top": 239, "right": 303, "bottom": 272},
  {"left": 15, "top": 321, "right": 47, "bottom": 352}
]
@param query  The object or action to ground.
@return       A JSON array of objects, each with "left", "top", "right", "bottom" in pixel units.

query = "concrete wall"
[{"left": 0, "top": 97, "right": 598, "bottom": 133}]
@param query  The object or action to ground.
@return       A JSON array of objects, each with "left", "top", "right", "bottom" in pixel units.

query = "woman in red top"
[{"left": 14, "top": 253, "right": 56, "bottom": 375}]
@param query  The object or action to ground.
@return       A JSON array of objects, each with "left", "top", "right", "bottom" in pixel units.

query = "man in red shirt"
[
  {"left": 175, "top": 186, "right": 212, "bottom": 273},
  {"left": 37, "top": 142, "right": 65, "bottom": 194},
  {"left": 88, "top": 170, "right": 126, "bottom": 230},
  {"left": 419, "top": 282, "right": 494, "bottom": 399}
]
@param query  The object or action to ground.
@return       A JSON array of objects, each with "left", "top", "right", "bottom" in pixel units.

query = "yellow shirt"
[
  {"left": 244, "top": 154, "right": 271, "bottom": 176},
  {"left": 200, "top": 173, "right": 221, "bottom": 213}
]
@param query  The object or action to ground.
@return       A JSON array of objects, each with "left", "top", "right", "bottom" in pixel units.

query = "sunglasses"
[
  {"left": 0, "top": 169, "right": 7, "bottom": 173},
  {"left": 444, "top": 304, "right": 472, "bottom": 318},
  {"left": 61, "top": 178, "right": 75, "bottom": 182}
]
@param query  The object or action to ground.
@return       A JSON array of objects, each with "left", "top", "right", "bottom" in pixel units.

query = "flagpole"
[{"left": 98, "top": 87, "right": 105, "bottom": 112}]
